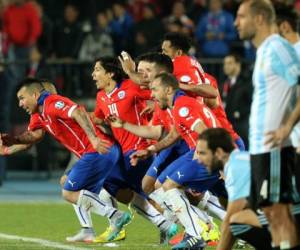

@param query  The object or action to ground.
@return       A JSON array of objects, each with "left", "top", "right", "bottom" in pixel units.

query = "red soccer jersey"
[
  {"left": 28, "top": 113, "right": 44, "bottom": 131},
  {"left": 151, "top": 103, "right": 174, "bottom": 132},
  {"left": 204, "top": 73, "right": 240, "bottom": 140},
  {"left": 173, "top": 55, "right": 206, "bottom": 97},
  {"left": 34, "top": 94, "right": 113, "bottom": 158},
  {"left": 171, "top": 94, "right": 220, "bottom": 149},
  {"left": 94, "top": 79, "right": 151, "bottom": 153}
]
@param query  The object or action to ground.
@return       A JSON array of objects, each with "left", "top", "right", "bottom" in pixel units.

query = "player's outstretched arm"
[
  {"left": 149, "top": 125, "right": 180, "bottom": 153},
  {"left": 1, "top": 129, "right": 45, "bottom": 146},
  {"left": 118, "top": 51, "right": 147, "bottom": 87},
  {"left": 179, "top": 83, "right": 218, "bottom": 98},
  {"left": 0, "top": 144, "right": 32, "bottom": 156},
  {"left": 108, "top": 115, "right": 163, "bottom": 140},
  {"left": 71, "top": 108, "right": 109, "bottom": 154},
  {"left": 217, "top": 199, "right": 247, "bottom": 250}
]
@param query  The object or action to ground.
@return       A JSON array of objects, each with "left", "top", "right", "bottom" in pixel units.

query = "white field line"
[{"left": 0, "top": 233, "right": 95, "bottom": 250}]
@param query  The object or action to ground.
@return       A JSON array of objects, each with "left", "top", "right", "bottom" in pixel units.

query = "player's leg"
[
  {"left": 229, "top": 209, "right": 272, "bottom": 250},
  {"left": 250, "top": 148, "right": 300, "bottom": 248},
  {"left": 63, "top": 145, "right": 132, "bottom": 241}
]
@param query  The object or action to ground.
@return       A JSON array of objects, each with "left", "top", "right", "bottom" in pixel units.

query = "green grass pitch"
[{"left": 0, "top": 203, "right": 252, "bottom": 249}]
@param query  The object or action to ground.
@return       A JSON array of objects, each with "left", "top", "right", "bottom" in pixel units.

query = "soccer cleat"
[
  {"left": 160, "top": 223, "right": 179, "bottom": 244},
  {"left": 107, "top": 211, "right": 132, "bottom": 241},
  {"left": 66, "top": 228, "right": 95, "bottom": 243},
  {"left": 93, "top": 226, "right": 126, "bottom": 243},
  {"left": 169, "top": 232, "right": 184, "bottom": 246},
  {"left": 172, "top": 234, "right": 206, "bottom": 250},
  {"left": 236, "top": 239, "right": 247, "bottom": 249},
  {"left": 198, "top": 219, "right": 210, "bottom": 242},
  {"left": 207, "top": 221, "right": 221, "bottom": 242}
]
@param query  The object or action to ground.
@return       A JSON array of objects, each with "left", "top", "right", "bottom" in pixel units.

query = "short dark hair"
[
  {"left": 95, "top": 57, "right": 125, "bottom": 83},
  {"left": 198, "top": 128, "right": 235, "bottom": 153},
  {"left": 154, "top": 72, "right": 179, "bottom": 90},
  {"left": 16, "top": 77, "right": 45, "bottom": 94},
  {"left": 227, "top": 53, "right": 241, "bottom": 64},
  {"left": 247, "top": 0, "right": 276, "bottom": 25},
  {"left": 137, "top": 52, "right": 173, "bottom": 73},
  {"left": 163, "top": 32, "right": 191, "bottom": 53},
  {"left": 276, "top": 7, "right": 298, "bottom": 32}
]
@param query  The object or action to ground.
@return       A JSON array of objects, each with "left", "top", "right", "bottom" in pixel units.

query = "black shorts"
[
  {"left": 249, "top": 147, "right": 295, "bottom": 210},
  {"left": 294, "top": 153, "right": 300, "bottom": 195}
]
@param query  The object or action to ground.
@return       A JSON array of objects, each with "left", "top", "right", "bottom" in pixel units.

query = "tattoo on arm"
[
  {"left": 72, "top": 109, "right": 97, "bottom": 140},
  {"left": 153, "top": 126, "right": 180, "bottom": 152},
  {"left": 15, "top": 130, "right": 44, "bottom": 144}
]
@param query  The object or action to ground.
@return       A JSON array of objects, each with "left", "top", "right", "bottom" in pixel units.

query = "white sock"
[
  {"left": 77, "top": 190, "right": 117, "bottom": 218},
  {"left": 206, "top": 194, "right": 226, "bottom": 220},
  {"left": 72, "top": 204, "right": 93, "bottom": 228},
  {"left": 131, "top": 193, "right": 172, "bottom": 232},
  {"left": 164, "top": 188, "right": 202, "bottom": 238},
  {"left": 98, "top": 188, "right": 118, "bottom": 226},
  {"left": 149, "top": 187, "right": 165, "bottom": 207},
  {"left": 191, "top": 205, "right": 212, "bottom": 224},
  {"left": 99, "top": 188, "right": 118, "bottom": 209}
]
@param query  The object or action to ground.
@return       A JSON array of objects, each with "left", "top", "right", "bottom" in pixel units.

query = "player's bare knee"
[
  {"left": 162, "top": 179, "right": 179, "bottom": 191},
  {"left": 59, "top": 174, "right": 67, "bottom": 188},
  {"left": 154, "top": 180, "right": 162, "bottom": 190},
  {"left": 62, "top": 189, "right": 78, "bottom": 204},
  {"left": 142, "top": 176, "right": 155, "bottom": 194}
]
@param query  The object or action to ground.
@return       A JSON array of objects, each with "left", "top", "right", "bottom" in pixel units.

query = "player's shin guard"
[
  {"left": 230, "top": 223, "right": 272, "bottom": 250},
  {"left": 98, "top": 188, "right": 118, "bottom": 226},
  {"left": 131, "top": 193, "right": 173, "bottom": 232},
  {"left": 199, "top": 192, "right": 226, "bottom": 220},
  {"left": 77, "top": 190, "right": 117, "bottom": 218},
  {"left": 149, "top": 187, "right": 166, "bottom": 207},
  {"left": 73, "top": 204, "right": 93, "bottom": 228},
  {"left": 165, "top": 188, "right": 202, "bottom": 238}
]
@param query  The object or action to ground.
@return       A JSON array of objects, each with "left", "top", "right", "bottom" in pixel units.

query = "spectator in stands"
[
  {"left": 79, "top": 11, "right": 114, "bottom": 61},
  {"left": 195, "top": 0, "right": 236, "bottom": 57},
  {"left": 109, "top": 1, "right": 134, "bottom": 54},
  {"left": 164, "top": 1, "right": 194, "bottom": 36},
  {"left": 221, "top": 53, "right": 252, "bottom": 149},
  {"left": 53, "top": 4, "right": 83, "bottom": 60},
  {"left": 3, "top": 0, "right": 41, "bottom": 81},
  {"left": 133, "top": 3, "right": 164, "bottom": 55},
  {"left": 186, "top": 0, "right": 206, "bottom": 25},
  {"left": 33, "top": 1, "right": 53, "bottom": 58}
]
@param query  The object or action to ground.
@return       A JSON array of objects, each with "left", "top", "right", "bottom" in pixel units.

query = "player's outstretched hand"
[
  {"left": 265, "top": 125, "right": 290, "bottom": 148},
  {"left": 0, "top": 133, "right": 17, "bottom": 146},
  {"left": 130, "top": 149, "right": 152, "bottom": 166},
  {"left": 91, "top": 138, "right": 110, "bottom": 154},
  {"left": 107, "top": 115, "right": 124, "bottom": 128},
  {"left": 118, "top": 51, "right": 136, "bottom": 75}
]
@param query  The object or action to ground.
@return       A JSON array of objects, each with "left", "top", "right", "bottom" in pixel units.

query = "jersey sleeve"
[
  {"left": 225, "top": 153, "right": 250, "bottom": 201},
  {"left": 271, "top": 40, "right": 300, "bottom": 86},
  {"left": 46, "top": 96, "right": 78, "bottom": 119},
  {"left": 94, "top": 95, "right": 105, "bottom": 120},
  {"left": 174, "top": 97, "right": 206, "bottom": 131},
  {"left": 28, "top": 114, "right": 43, "bottom": 131}
]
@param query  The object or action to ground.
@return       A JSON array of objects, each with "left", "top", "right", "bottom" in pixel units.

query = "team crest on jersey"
[
  {"left": 118, "top": 90, "right": 126, "bottom": 99},
  {"left": 180, "top": 75, "right": 191, "bottom": 83},
  {"left": 179, "top": 107, "right": 189, "bottom": 117},
  {"left": 55, "top": 101, "right": 65, "bottom": 109}
]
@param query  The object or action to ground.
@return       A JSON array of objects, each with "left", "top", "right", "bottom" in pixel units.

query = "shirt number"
[
  {"left": 108, "top": 103, "right": 119, "bottom": 116},
  {"left": 203, "top": 107, "right": 217, "bottom": 127}
]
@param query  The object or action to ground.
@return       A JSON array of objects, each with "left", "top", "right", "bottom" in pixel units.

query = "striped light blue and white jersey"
[
  {"left": 249, "top": 34, "right": 300, "bottom": 154},
  {"left": 290, "top": 40, "right": 300, "bottom": 147},
  {"left": 224, "top": 150, "right": 250, "bottom": 202}
]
